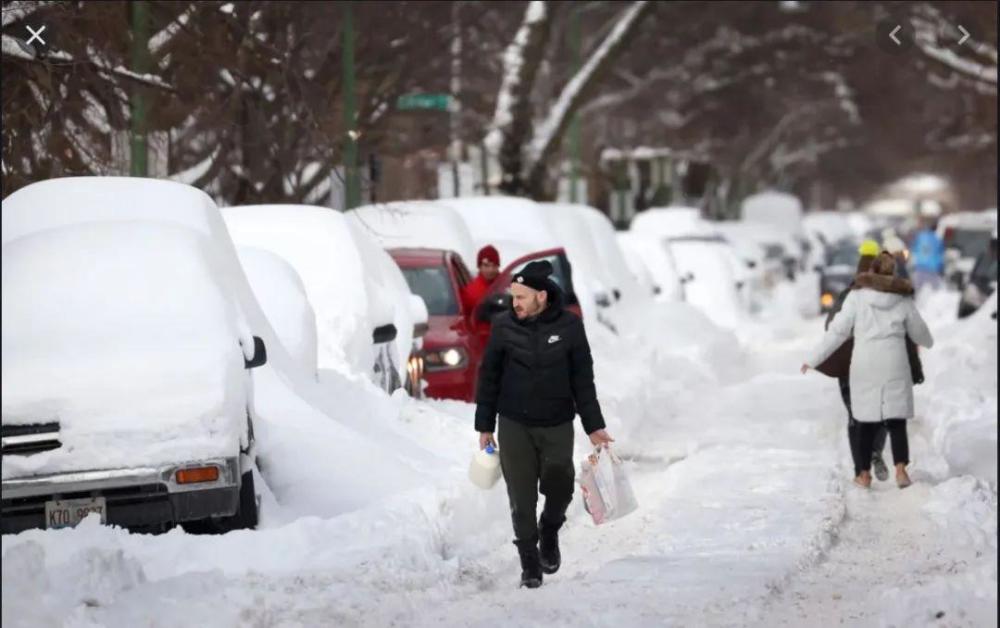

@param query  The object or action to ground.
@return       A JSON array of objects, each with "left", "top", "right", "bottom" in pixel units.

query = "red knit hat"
[{"left": 477, "top": 245, "right": 500, "bottom": 267}]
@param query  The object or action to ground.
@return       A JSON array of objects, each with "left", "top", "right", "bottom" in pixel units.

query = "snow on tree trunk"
[
  {"left": 483, "top": 1, "right": 550, "bottom": 196},
  {"left": 524, "top": 1, "right": 652, "bottom": 199}
]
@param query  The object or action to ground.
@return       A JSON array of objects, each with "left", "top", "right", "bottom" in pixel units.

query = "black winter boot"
[
  {"left": 514, "top": 538, "right": 543, "bottom": 588},
  {"left": 538, "top": 515, "right": 563, "bottom": 575}
]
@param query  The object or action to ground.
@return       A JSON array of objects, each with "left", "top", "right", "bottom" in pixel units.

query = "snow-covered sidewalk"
[{"left": 2, "top": 291, "right": 995, "bottom": 628}]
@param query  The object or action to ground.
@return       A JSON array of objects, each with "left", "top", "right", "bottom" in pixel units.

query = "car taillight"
[
  {"left": 175, "top": 466, "right": 220, "bottom": 484},
  {"left": 944, "top": 227, "right": 955, "bottom": 243}
]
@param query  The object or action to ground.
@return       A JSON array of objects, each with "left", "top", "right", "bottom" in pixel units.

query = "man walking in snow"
[
  {"left": 475, "top": 260, "right": 613, "bottom": 589},
  {"left": 461, "top": 244, "right": 502, "bottom": 334}
]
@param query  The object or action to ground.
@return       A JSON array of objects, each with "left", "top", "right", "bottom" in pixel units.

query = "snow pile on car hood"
[{"left": 2, "top": 222, "right": 247, "bottom": 477}]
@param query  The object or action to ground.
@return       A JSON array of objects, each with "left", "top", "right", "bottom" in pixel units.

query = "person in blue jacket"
[{"left": 909, "top": 218, "right": 945, "bottom": 291}]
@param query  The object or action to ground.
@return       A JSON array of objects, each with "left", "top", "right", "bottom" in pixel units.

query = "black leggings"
[
  {"left": 840, "top": 377, "right": 887, "bottom": 474},
  {"left": 854, "top": 419, "right": 910, "bottom": 474}
]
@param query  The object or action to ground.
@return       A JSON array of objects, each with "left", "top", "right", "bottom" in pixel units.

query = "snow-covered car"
[
  {"left": 576, "top": 203, "right": 655, "bottom": 309},
  {"left": 938, "top": 210, "right": 998, "bottom": 289},
  {"left": 2, "top": 221, "right": 265, "bottom": 534},
  {"left": 616, "top": 231, "right": 687, "bottom": 302},
  {"left": 222, "top": 205, "right": 422, "bottom": 395},
  {"left": 666, "top": 236, "right": 745, "bottom": 329},
  {"left": 348, "top": 201, "right": 478, "bottom": 270},
  {"left": 616, "top": 232, "right": 661, "bottom": 298},
  {"left": 716, "top": 221, "right": 794, "bottom": 285},
  {"left": 802, "top": 211, "right": 856, "bottom": 266},
  {"left": 740, "top": 191, "right": 810, "bottom": 277},
  {"left": 235, "top": 246, "right": 318, "bottom": 377}
]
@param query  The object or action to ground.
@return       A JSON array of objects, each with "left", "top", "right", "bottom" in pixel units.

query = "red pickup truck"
[{"left": 390, "top": 247, "right": 581, "bottom": 401}]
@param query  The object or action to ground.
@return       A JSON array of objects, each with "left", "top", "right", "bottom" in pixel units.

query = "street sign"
[{"left": 397, "top": 93, "right": 451, "bottom": 111}]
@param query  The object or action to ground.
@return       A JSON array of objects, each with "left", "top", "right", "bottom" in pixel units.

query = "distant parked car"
[
  {"left": 666, "top": 235, "right": 745, "bottom": 328},
  {"left": 617, "top": 231, "right": 687, "bottom": 302},
  {"left": 958, "top": 235, "right": 997, "bottom": 319},
  {"left": 818, "top": 239, "right": 861, "bottom": 313},
  {"left": 939, "top": 210, "right": 998, "bottom": 289}
]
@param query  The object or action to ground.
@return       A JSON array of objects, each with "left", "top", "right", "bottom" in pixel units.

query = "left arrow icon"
[{"left": 889, "top": 25, "right": 902, "bottom": 45}]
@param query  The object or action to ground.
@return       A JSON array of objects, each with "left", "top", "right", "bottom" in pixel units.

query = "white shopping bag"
[{"left": 577, "top": 445, "right": 638, "bottom": 525}]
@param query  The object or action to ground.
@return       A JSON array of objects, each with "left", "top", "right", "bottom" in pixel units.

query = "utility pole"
[
  {"left": 449, "top": 2, "right": 463, "bottom": 197},
  {"left": 342, "top": 2, "right": 360, "bottom": 209},
  {"left": 568, "top": 6, "right": 582, "bottom": 203},
  {"left": 130, "top": 0, "right": 150, "bottom": 177}
]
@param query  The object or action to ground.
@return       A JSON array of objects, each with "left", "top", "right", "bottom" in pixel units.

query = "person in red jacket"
[{"left": 462, "top": 245, "right": 501, "bottom": 332}]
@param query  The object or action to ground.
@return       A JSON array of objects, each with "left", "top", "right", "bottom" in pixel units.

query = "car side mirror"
[
  {"left": 372, "top": 323, "right": 398, "bottom": 344},
  {"left": 477, "top": 293, "right": 511, "bottom": 322},
  {"left": 245, "top": 336, "right": 267, "bottom": 369}
]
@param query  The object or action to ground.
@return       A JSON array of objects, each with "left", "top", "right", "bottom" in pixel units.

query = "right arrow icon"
[{"left": 958, "top": 25, "right": 970, "bottom": 45}]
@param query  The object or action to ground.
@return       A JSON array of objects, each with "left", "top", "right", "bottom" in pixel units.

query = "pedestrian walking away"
[
  {"left": 819, "top": 240, "right": 889, "bottom": 480},
  {"left": 803, "top": 251, "right": 934, "bottom": 490},
  {"left": 474, "top": 259, "right": 614, "bottom": 589}
]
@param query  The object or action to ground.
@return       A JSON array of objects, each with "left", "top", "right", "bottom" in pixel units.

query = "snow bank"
[
  {"left": 236, "top": 246, "right": 318, "bottom": 376},
  {"left": 917, "top": 292, "right": 997, "bottom": 486},
  {"left": 2, "top": 222, "right": 246, "bottom": 477}
]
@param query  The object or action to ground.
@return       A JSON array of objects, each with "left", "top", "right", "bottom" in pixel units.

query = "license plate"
[{"left": 45, "top": 497, "right": 107, "bottom": 529}]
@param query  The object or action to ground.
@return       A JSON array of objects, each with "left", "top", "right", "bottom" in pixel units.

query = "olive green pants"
[{"left": 497, "top": 415, "right": 576, "bottom": 542}]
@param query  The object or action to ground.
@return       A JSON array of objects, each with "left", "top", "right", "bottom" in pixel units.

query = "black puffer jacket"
[{"left": 474, "top": 287, "right": 605, "bottom": 434}]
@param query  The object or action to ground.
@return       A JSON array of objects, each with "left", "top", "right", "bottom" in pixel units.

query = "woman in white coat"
[{"left": 802, "top": 252, "right": 934, "bottom": 489}]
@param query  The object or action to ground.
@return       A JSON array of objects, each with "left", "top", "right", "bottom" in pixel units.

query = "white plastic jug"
[{"left": 469, "top": 444, "right": 501, "bottom": 489}]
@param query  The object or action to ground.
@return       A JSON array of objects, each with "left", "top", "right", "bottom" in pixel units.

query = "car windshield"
[
  {"left": 401, "top": 266, "right": 458, "bottom": 316},
  {"left": 947, "top": 229, "right": 992, "bottom": 258},
  {"left": 827, "top": 244, "right": 859, "bottom": 268}
]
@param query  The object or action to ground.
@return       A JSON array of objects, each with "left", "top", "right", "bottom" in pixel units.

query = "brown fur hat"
[
  {"left": 855, "top": 270, "right": 914, "bottom": 295},
  {"left": 856, "top": 254, "right": 876, "bottom": 276},
  {"left": 870, "top": 251, "right": 896, "bottom": 276}
]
